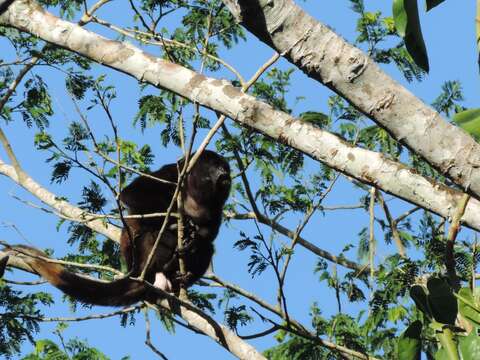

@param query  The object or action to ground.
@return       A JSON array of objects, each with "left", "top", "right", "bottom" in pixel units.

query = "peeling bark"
[
  {"left": 0, "top": 1, "right": 479, "bottom": 232},
  {"left": 221, "top": 0, "right": 480, "bottom": 200}
]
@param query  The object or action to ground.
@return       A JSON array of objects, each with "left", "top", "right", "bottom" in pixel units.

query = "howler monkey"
[{"left": 7, "top": 150, "right": 231, "bottom": 306}]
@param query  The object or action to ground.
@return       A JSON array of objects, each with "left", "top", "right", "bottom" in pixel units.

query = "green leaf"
[
  {"left": 410, "top": 285, "right": 430, "bottom": 316},
  {"left": 457, "top": 287, "right": 480, "bottom": 327},
  {"left": 427, "top": 278, "right": 458, "bottom": 325},
  {"left": 459, "top": 331, "right": 480, "bottom": 360},
  {"left": 388, "top": 305, "right": 408, "bottom": 322},
  {"left": 300, "top": 111, "right": 329, "bottom": 127},
  {"left": 426, "top": 0, "right": 446, "bottom": 12},
  {"left": 393, "top": 0, "right": 429, "bottom": 72},
  {"left": 393, "top": 0, "right": 408, "bottom": 37},
  {"left": 452, "top": 108, "right": 480, "bottom": 140},
  {"left": 434, "top": 347, "right": 450, "bottom": 360},
  {"left": 397, "top": 320, "right": 422, "bottom": 360}
]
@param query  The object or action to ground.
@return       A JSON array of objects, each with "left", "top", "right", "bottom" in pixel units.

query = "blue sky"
[{"left": 1, "top": 1, "right": 479, "bottom": 359}]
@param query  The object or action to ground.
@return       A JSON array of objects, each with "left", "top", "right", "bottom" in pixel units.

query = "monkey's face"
[{"left": 186, "top": 151, "right": 231, "bottom": 208}]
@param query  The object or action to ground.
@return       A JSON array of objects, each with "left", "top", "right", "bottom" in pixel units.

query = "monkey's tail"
[{"left": 6, "top": 245, "right": 147, "bottom": 307}]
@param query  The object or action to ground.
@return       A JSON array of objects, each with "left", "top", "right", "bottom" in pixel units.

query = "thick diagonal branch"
[
  {"left": 221, "top": 0, "right": 480, "bottom": 201},
  {"left": 2, "top": 1, "right": 480, "bottom": 233}
]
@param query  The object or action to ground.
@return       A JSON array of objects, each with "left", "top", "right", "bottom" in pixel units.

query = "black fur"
[{"left": 8, "top": 150, "right": 231, "bottom": 306}]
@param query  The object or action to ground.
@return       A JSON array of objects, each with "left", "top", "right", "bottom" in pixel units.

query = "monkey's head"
[{"left": 184, "top": 150, "right": 231, "bottom": 213}]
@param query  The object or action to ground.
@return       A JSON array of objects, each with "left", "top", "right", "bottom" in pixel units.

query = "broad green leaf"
[
  {"left": 397, "top": 320, "right": 422, "bottom": 360},
  {"left": 452, "top": 108, "right": 480, "bottom": 140},
  {"left": 393, "top": 0, "right": 429, "bottom": 72},
  {"left": 435, "top": 325, "right": 461, "bottom": 360},
  {"left": 427, "top": 278, "right": 457, "bottom": 325},
  {"left": 459, "top": 331, "right": 480, "bottom": 360},
  {"left": 457, "top": 287, "right": 480, "bottom": 327},
  {"left": 426, "top": 0, "right": 446, "bottom": 12},
  {"left": 434, "top": 348, "right": 450, "bottom": 360},
  {"left": 393, "top": 0, "right": 408, "bottom": 37},
  {"left": 410, "top": 285, "right": 430, "bottom": 316}
]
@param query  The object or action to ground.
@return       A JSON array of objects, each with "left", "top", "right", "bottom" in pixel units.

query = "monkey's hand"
[
  {"left": 174, "top": 271, "right": 194, "bottom": 288},
  {"left": 175, "top": 239, "right": 196, "bottom": 257},
  {"left": 153, "top": 272, "right": 173, "bottom": 292}
]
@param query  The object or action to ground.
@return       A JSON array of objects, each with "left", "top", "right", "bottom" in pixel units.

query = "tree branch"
[
  {"left": 2, "top": 305, "right": 141, "bottom": 322},
  {"left": 221, "top": 0, "right": 480, "bottom": 201},
  {"left": 0, "top": 158, "right": 121, "bottom": 241},
  {"left": 3, "top": 248, "right": 267, "bottom": 360},
  {"left": 225, "top": 211, "right": 368, "bottom": 273},
  {"left": 0, "top": 0, "right": 15, "bottom": 15},
  {"left": 376, "top": 192, "right": 406, "bottom": 257},
  {"left": 2, "top": 0, "right": 480, "bottom": 235}
]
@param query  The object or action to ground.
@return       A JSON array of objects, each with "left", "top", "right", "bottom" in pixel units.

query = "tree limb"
[
  {"left": 0, "top": 158, "right": 121, "bottom": 241},
  {"left": 2, "top": 248, "right": 267, "bottom": 360},
  {"left": 221, "top": 0, "right": 480, "bottom": 201},
  {"left": 1, "top": 0, "right": 479, "bottom": 235}
]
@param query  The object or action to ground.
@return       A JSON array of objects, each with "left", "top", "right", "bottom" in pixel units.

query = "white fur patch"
[{"left": 153, "top": 272, "right": 172, "bottom": 292}]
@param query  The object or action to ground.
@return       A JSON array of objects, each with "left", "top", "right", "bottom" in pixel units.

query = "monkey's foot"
[{"left": 153, "top": 272, "right": 172, "bottom": 292}]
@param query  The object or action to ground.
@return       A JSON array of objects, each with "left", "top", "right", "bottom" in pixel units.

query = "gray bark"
[
  {"left": 0, "top": 0, "right": 15, "bottom": 15},
  {"left": 222, "top": 0, "right": 480, "bottom": 200},
  {"left": 0, "top": 0, "right": 479, "bottom": 232}
]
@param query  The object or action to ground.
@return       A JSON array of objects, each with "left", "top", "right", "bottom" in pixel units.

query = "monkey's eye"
[{"left": 216, "top": 174, "right": 231, "bottom": 187}]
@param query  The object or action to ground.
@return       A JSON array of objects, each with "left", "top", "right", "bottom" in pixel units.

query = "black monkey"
[
  {"left": 119, "top": 150, "right": 231, "bottom": 292},
  {"left": 7, "top": 150, "right": 231, "bottom": 306}
]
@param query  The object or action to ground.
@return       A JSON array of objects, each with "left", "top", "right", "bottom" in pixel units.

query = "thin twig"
[
  {"left": 222, "top": 125, "right": 261, "bottom": 216},
  {"left": 94, "top": 84, "right": 123, "bottom": 196},
  {"left": 279, "top": 174, "right": 340, "bottom": 285},
  {"left": 471, "top": 235, "right": 477, "bottom": 291},
  {"left": 0, "top": 55, "right": 42, "bottom": 182},
  {"left": 245, "top": 52, "right": 280, "bottom": 89},
  {"left": 128, "top": 0, "right": 151, "bottom": 31},
  {"left": 3, "top": 279, "right": 47, "bottom": 285},
  {"left": 92, "top": 18, "right": 245, "bottom": 84},
  {"left": 188, "top": 51, "right": 280, "bottom": 172},
  {"left": 239, "top": 325, "right": 279, "bottom": 340},
  {"left": 225, "top": 211, "right": 367, "bottom": 273},
  {"left": 96, "top": 151, "right": 176, "bottom": 185},
  {"left": 249, "top": 308, "right": 378, "bottom": 360},
  {"left": 395, "top": 206, "right": 421, "bottom": 223},
  {"left": 2, "top": 305, "right": 140, "bottom": 322},
  {"left": 78, "top": 0, "right": 112, "bottom": 25},
  {"left": 205, "top": 273, "right": 283, "bottom": 317},
  {"left": 143, "top": 308, "right": 169, "bottom": 359},
  {"left": 368, "top": 187, "right": 376, "bottom": 286},
  {"left": 376, "top": 192, "right": 406, "bottom": 257},
  {"left": 321, "top": 204, "right": 364, "bottom": 211}
]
